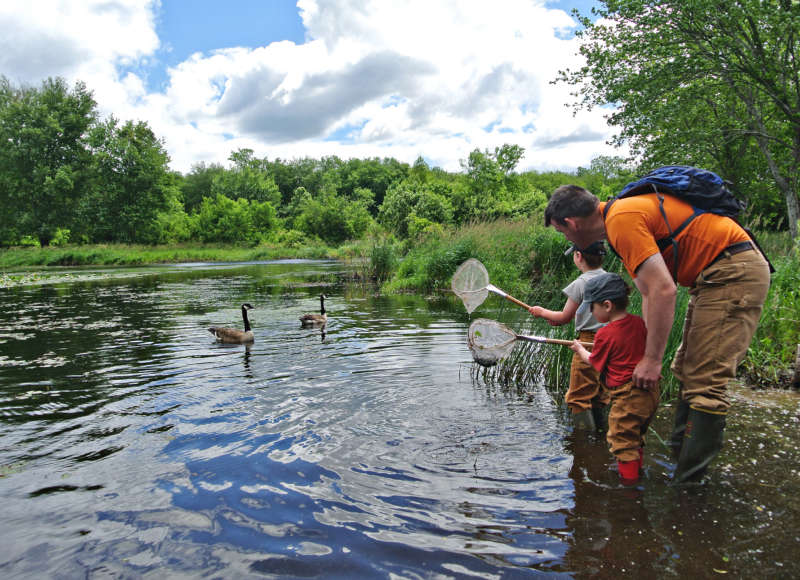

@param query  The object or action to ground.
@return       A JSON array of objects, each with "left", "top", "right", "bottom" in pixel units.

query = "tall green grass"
[
  {"left": 384, "top": 220, "right": 796, "bottom": 399},
  {"left": 381, "top": 218, "right": 574, "bottom": 298},
  {"left": 742, "top": 248, "right": 800, "bottom": 387}
]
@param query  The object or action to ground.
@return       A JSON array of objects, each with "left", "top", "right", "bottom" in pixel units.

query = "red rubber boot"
[{"left": 617, "top": 459, "right": 640, "bottom": 486}]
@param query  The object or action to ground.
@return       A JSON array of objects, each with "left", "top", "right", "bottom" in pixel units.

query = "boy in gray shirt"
[{"left": 528, "top": 241, "right": 609, "bottom": 431}]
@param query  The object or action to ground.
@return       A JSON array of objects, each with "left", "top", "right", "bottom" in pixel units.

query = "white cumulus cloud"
[{"left": 0, "top": 0, "right": 625, "bottom": 173}]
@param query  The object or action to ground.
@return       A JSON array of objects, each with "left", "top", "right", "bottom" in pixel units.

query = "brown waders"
[
  {"left": 669, "top": 248, "right": 770, "bottom": 485},
  {"left": 568, "top": 330, "right": 609, "bottom": 433}
]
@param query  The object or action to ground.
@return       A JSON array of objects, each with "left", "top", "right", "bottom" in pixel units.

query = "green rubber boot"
[
  {"left": 672, "top": 407, "right": 727, "bottom": 485},
  {"left": 668, "top": 399, "right": 691, "bottom": 459},
  {"left": 572, "top": 409, "right": 596, "bottom": 431},
  {"left": 591, "top": 405, "right": 609, "bottom": 434}
]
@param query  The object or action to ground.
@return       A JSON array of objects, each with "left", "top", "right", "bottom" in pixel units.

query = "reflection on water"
[{"left": 0, "top": 260, "right": 798, "bottom": 578}]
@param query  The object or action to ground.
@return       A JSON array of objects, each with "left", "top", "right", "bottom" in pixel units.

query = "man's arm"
[{"left": 632, "top": 253, "right": 677, "bottom": 390}]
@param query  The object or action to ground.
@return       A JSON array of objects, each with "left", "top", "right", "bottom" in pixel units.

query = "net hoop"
[
  {"left": 451, "top": 259, "right": 490, "bottom": 314},
  {"left": 467, "top": 318, "right": 518, "bottom": 367}
]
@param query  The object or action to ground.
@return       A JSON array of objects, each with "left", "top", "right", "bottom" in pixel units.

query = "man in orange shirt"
[{"left": 543, "top": 183, "right": 770, "bottom": 485}]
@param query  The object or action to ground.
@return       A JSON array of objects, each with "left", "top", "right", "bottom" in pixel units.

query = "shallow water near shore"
[{"left": 1, "top": 260, "right": 798, "bottom": 578}]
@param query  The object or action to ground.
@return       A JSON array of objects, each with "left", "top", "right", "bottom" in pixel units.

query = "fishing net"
[
  {"left": 467, "top": 318, "right": 518, "bottom": 367},
  {"left": 451, "top": 258, "right": 490, "bottom": 314}
]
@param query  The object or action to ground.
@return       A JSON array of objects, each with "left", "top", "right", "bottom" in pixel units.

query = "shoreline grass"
[{"left": 0, "top": 241, "right": 345, "bottom": 269}]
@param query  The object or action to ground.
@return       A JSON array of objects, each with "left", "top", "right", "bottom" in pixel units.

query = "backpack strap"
[
  {"left": 602, "top": 189, "right": 702, "bottom": 282},
  {"left": 655, "top": 192, "right": 702, "bottom": 281}
]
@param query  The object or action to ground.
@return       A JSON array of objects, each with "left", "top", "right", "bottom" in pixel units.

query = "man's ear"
[{"left": 563, "top": 217, "right": 579, "bottom": 231}]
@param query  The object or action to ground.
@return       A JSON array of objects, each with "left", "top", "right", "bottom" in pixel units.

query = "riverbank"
[{"left": 0, "top": 241, "right": 345, "bottom": 269}]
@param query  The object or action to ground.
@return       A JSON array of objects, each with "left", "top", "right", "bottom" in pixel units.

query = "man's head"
[
  {"left": 544, "top": 185, "right": 599, "bottom": 227},
  {"left": 544, "top": 185, "right": 606, "bottom": 249}
]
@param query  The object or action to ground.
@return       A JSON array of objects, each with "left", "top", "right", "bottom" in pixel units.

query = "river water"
[{"left": 1, "top": 260, "right": 798, "bottom": 578}]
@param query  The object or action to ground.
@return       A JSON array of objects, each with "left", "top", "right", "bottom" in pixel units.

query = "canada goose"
[
  {"left": 300, "top": 294, "right": 327, "bottom": 327},
  {"left": 208, "top": 303, "right": 254, "bottom": 343}
]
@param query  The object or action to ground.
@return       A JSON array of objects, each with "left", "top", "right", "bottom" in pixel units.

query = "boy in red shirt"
[{"left": 570, "top": 272, "right": 659, "bottom": 485}]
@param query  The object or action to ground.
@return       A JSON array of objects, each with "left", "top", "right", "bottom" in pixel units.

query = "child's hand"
[
  {"left": 571, "top": 339, "right": 591, "bottom": 364},
  {"left": 528, "top": 306, "right": 543, "bottom": 317}
]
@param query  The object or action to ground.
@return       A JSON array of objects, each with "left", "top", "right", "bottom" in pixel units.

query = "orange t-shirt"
[{"left": 601, "top": 194, "right": 750, "bottom": 287}]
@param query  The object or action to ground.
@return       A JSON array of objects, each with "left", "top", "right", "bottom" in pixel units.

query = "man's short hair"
[{"left": 544, "top": 185, "right": 599, "bottom": 226}]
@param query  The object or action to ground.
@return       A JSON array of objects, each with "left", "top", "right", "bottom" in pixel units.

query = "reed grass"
[{"left": 741, "top": 249, "right": 800, "bottom": 387}]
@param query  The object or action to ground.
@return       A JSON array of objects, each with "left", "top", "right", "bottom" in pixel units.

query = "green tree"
[
  {"left": 0, "top": 76, "right": 96, "bottom": 245},
  {"left": 190, "top": 194, "right": 276, "bottom": 243},
  {"left": 339, "top": 157, "right": 409, "bottom": 211},
  {"left": 453, "top": 144, "right": 530, "bottom": 222},
  {"left": 84, "top": 117, "right": 177, "bottom": 243},
  {"left": 379, "top": 180, "right": 454, "bottom": 238},
  {"left": 211, "top": 148, "right": 281, "bottom": 206},
  {"left": 282, "top": 186, "right": 313, "bottom": 227},
  {"left": 561, "top": 0, "right": 800, "bottom": 237},
  {"left": 576, "top": 155, "right": 638, "bottom": 200},
  {"left": 295, "top": 192, "right": 373, "bottom": 245},
  {"left": 181, "top": 161, "right": 225, "bottom": 213}
]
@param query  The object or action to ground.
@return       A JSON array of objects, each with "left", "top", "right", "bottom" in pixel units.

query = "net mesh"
[
  {"left": 451, "top": 258, "right": 490, "bottom": 314},
  {"left": 467, "top": 318, "right": 518, "bottom": 367}
]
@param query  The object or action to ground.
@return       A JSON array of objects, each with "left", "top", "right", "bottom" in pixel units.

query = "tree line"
[
  {"left": 4, "top": 0, "right": 799, "bottom": 254},
  {"left": 0, "top": 76, "right": 641, "bottom": 248}
]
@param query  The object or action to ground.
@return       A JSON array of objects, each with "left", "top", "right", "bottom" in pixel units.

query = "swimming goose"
[
  {"left": 209, "top": 303, "right": 255, "bottom": 343},
  {"left": 300, "top": 294, "right": 327, "bottom": 327}
]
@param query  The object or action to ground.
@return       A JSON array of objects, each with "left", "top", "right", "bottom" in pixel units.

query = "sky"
[{"left": 0, "top": 0, "right": 622, "bottom": 175}]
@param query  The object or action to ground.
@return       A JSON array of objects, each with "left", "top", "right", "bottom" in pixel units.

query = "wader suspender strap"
[
  {"left": 603, "top": 187, "right": 701, "bottom": 282},
  {"left": 655, "top": 192, "right": 702, "bottom": 282}
]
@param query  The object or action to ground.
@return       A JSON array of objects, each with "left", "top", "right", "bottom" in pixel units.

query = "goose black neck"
[
  {"left": 241, "top": 306, "right": 251, "bottom": 331},
  {"left": 320, "top": 295, "right": 326, "bottom": 315}
]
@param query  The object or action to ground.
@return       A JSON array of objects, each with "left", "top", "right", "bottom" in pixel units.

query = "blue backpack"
[{"left": 603, "top": 165, "right": 771, "bottom": 279}]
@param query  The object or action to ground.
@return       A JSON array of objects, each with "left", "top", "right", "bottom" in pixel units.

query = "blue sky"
[
  {"left": 149, "top": 1, "right": 306, "bottom": 91},
  {"left": 0, "top": 0, "right": 618, "bottom": 174}
]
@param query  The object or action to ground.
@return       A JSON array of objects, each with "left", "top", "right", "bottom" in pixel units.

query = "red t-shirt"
[{"left": 589, "top": 313, "right": 647, "bottom": 388}]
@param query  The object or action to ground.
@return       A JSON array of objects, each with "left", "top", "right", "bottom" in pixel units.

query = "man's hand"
[{"left": 633, "top": 355, "right": 662, "bottom": 390}]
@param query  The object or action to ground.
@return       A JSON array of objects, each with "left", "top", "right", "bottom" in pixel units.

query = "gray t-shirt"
[{"left": 563, "top": 268, "right": 607, "bottom": 332}]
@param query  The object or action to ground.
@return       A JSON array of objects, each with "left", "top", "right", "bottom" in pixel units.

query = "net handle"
[
  {"left": 486, "top": 284, "right": 533, "bottom": 311},
  {"left": 515, "top": 334, "right": 593, "bottom": 348}
]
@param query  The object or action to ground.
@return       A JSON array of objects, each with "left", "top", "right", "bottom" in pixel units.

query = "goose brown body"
[
  {"left": 300, "top": 294, "right": 327, "bottom": 327},
  {"left": 209, "top": 303, "right": 254, "bottom": 343}
]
